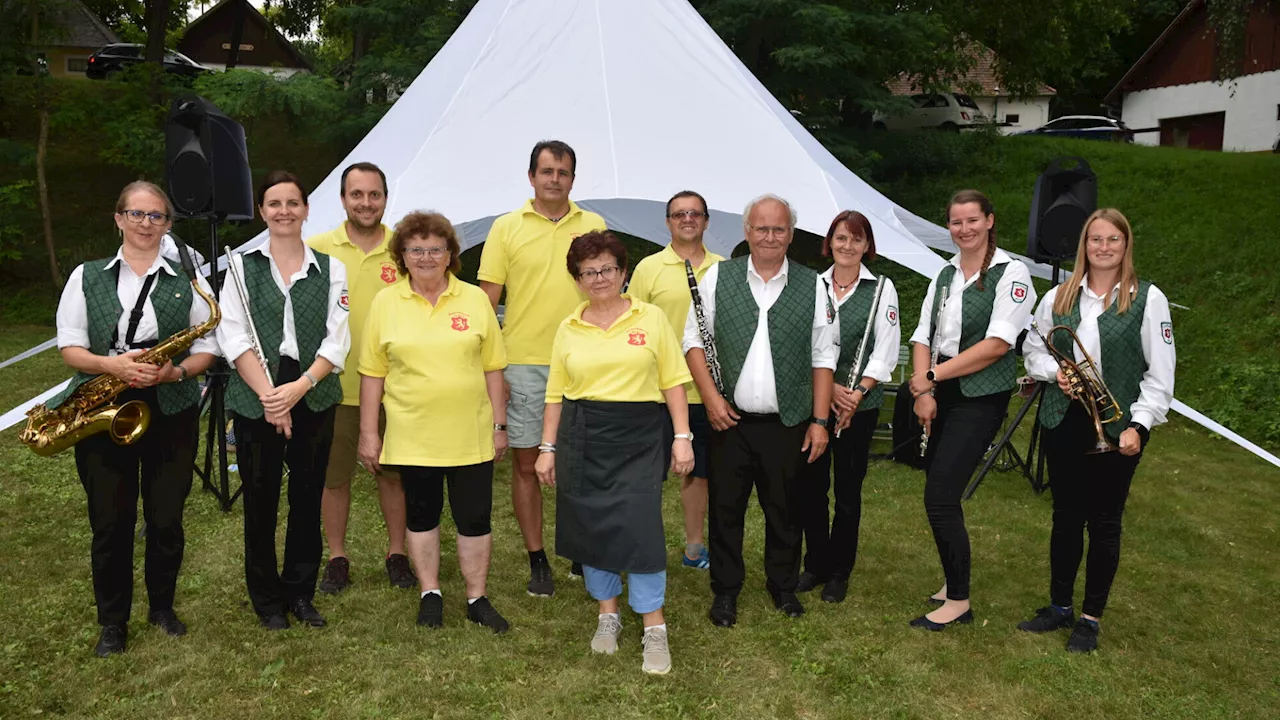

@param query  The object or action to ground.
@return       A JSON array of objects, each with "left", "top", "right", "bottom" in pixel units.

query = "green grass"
[{"left": 1, "top": 336, "right": 1277, "bottom": 719}]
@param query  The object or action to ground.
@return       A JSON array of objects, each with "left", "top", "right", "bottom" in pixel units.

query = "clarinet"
[
  {"left": 920, "top": 285, "right": 948, "bottom": 458},
  {"left": 685, "top": 259, "right": 724, "bottom": 395},
  {"left": 836, "top": 277, "right": 885, "bottom": 439}
]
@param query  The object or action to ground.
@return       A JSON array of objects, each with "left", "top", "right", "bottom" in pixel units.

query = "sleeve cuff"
[
  {"left": 475, "top": 272, "right": 503, "bottom": 284},
  {"left": 56, "top": 332, "right": 90, "bottom": 350},
  {"left": 483, "top": 361, "right": 508, "bottom": 372},
  {"left": 221, "top": 340, "right": 254, "bottom": 368},
  {"left": 660, "top": 373, "right": 694, "bottom": 391},
  {"left": 1129, "top": 410, "right": 1154, "bottom": 431},
  {"left": 860, "top": 360, "right": 893, "bottom": 383},
  {"left": 985, "top": 320, "right": 1020, "bottom": 346},
  {"left": 317, "top": 348, "right": 347, "bottom": 372}
]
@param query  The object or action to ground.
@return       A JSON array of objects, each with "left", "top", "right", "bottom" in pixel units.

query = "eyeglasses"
[
  {"left": 1086, "top": 235, "right": 1125, "bottom": 247},
  {"left": 405, "top": 246, "right": 449, "bottom": 259},
  {"left": 578, "top": 265, "right": 620, "bottom": 282},
  {"left": 749, "top": 225, "right": 789, "bottom": 238},
  {"left": 667, "top": 210, "right": 707, "bottom": 220},
  {"left": 121, "top": 209, "right": 170, "bottom": 225}
]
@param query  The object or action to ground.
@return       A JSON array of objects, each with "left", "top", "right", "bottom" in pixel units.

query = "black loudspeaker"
[
  {"left": 1026, "top": 156, "right": 1097, "bottom": 262},
  {"left": 165, "top": 95, "right": 253, "bottom": 220}
]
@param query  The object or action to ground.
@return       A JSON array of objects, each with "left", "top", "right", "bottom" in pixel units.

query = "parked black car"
[
  {"left": 85, "top": 44, "right": 208, "bottom": 80},
  {"left": 1017, "top": 115, "right": 1134, "bottom": 142}
]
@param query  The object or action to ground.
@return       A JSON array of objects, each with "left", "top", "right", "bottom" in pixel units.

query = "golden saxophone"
[
  {"left": 1031, "top": 319, "right": 1123, "bottom": 454},
  {"left": 19, "top": 272, "right": 221, "bottom": 457}
]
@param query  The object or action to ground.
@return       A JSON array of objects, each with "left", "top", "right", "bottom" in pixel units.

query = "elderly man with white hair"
[{"left": 682, "top": 194, "right": 836, "bottom": 628}]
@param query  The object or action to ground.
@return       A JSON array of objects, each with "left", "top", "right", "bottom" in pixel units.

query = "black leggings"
[
  {"left": 1045, "top": 403, "right": 1142, "bottom": 617},
  {"left": 400, "top": 462, "right": 494, "bottom": 537},
  {"left": 797, "top": 408, "right": 879, "bottom": 580},
  {"left": 923, "top": 379, "right": 1010, "bottom": 601}
]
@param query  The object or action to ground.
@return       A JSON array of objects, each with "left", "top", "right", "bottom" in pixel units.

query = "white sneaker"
[
  {"left": 590, "top": 614, "right": 623, "bottom": 655},
  {"left": 641, "top": 626, "right": 672, "bottom": 675}
]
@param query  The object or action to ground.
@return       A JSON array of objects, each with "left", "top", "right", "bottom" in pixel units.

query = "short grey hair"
[{"left": 742, "top": 193, "right": 797, "bottom": 231}]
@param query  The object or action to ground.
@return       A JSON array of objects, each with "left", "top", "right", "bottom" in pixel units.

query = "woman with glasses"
[
  {"left": 535, "top": 230, "right": 695, "bottom": 675},
  {"left": 52, "top": 181, "right": 218, "bottom": 655},
  {"left": 356, "top": 211, "right": 511, "bottom": 633},
  {"left": 907, "top": 189, "right": 1035, "bottom": 631},
  {"left": 217, "top": 170, "right": 349, "bottom": 631},
  {"left": 1017, "top": 208, "right": 1174, "bottom": 653}
]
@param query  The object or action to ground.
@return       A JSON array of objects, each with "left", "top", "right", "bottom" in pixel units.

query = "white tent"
[{"left": 2, "top": 0, "right": 1277, "bottom": 469}]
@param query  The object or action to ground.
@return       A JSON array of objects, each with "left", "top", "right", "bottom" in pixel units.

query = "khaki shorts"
[
  {"left": 504, "top": 364, "right": 550, "bottom": 449},
  {"left": 325, "top": 404, "right": 400, "bottom": 488}
]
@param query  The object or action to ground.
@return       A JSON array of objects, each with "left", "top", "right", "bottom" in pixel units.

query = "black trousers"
[
  {"left": 73, "top": 388, "right": 198, "bottom": 627},
  {"left": 922, "top": 379, "right": 1010, "bottom": 601},
  {"left": 1044, "top": 403, "right": 1143, "bottom": 618},
  {"left": 797, "top": 408, "right": 879, "bottom": 581},
  {"left": 233, "top": 360, "right": 336, "bottom": 618},
  {"left": 708, "top": 413, "right": 808, "bottom": 597}
]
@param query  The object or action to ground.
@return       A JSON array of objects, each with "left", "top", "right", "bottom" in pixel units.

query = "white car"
[{"left": 873, "top": 93, "right": 988, "bottom": 131}]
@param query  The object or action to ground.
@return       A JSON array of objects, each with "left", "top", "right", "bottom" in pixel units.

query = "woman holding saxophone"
[
  {"left": 907, "top": 189, "right": 1034, "bottom": 631},
  {"left": 51, "top": 181, "right": 218, "bottom": 656},
  {"left": 794, "top": 211, "right": 899, "bottom": 604},
  {"left": 1017, "top": 208, "right": 1174, "bottom": 653},
  {"left": 217, "top": 170, "right": 349, "bottom": 632}
]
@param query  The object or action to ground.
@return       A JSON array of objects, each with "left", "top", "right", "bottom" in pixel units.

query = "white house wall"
[
  {"left": 1121, "top": 70, "right": 1280, "bottom": 151},
  {"left": 973, "top": 95, "right": 1052, "bottom": 134}
]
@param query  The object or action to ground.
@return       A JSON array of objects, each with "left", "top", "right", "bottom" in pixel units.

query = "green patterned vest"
[
  {"left": 48, "top": 258, "right": 200, "bottom": 415},
  {"left": 1037, "top": 281, "right": 1150, "bottom": 439},
  {"left": 931, "top": 263, "right": 1016, "bottom": 397},
  {"left": 833, "top": 277, "right": 885, "bottom": 412},
  {"left": 715, "top": 256, "right": 817, "bottom": 427},
  {"left": 224, "top": 251, "right": 342, "bottom": 418}
]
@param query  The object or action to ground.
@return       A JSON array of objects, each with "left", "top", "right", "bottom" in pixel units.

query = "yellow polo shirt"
[
  {"left": 476, "top": 199, "right": 607, "bottom": 366},
  {"left": 627, "top": 244, "right": 724, "bottom": 404},
  {"left": 359, "top": 273, "right": 507, "bottom": 467},
  {"left": 307, "top": 223, "right": 401, "bottom": 405},
  {"left": 545, "top": 296, "right": 692, "bottom": 404}
]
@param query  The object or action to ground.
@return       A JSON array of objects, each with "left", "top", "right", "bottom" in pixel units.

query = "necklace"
[{"left": 831, "top": 272, "right": 859, "bottom": 292}]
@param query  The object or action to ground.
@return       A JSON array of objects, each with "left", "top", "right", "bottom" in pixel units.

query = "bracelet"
[
  {"left": 177, "top": 365, "right": 189, "bottom": 383},
  {"left": 810, "top": 416, "right": 830, "bottom": 428},
  {"left": 494, "top": 423, "right": 508, "bottom": 432},
  {"left": 673, "top": 432, "right": 694, "bottom": 441},
  {"left": 538, "top": 442, "right": 556, "bottom": 454},
  {"left": 302, "top": 371, "right": 318, "bottom": 388}
]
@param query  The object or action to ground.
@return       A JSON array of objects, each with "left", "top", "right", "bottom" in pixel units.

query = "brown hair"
[
  {"left": 389, "top": 211, "right": 462, "bottom": 275},
  {"left": 116, "top": 181, "right": 174, "bottom": 219},
  {"left": 821, "top": 210, "right": 876, "bottom": 261},
  {"left": 1053, "top": 208, "right": 1140, "bottom": 316},
  {"left": 946, "top": 189, "right": 997, "bottom": 291},
  {"left": 528, "top": 140, "right": 577, "bottom": 176},
  {"left": 257, "top": 170, "right": 309, "bottom": 208},
  {"left": 566, "top": 230, "right": 627, "bottom": 278}
]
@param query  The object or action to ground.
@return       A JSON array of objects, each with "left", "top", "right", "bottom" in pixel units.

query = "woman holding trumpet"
[
  {"left": 794, "top": 211, "right": 900, "bottom": 604},
  {"left": 1018, "top": 208, "right": 1174, "bottom": 653},
  {"left": 217, "top": 170, "right": 350, "bottom": 631},
  {"left": 907, "top": 189, "right": 1034, "bottom": 630}
]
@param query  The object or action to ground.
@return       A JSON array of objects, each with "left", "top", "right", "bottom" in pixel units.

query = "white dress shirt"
[
  {"left": 682, "top": 256, "right": 837, "bottom": 414},
  {"left": 821, "top": 265, "right": 901, "bottom": 385},
  {"left": 1023, "top": 278, "right": 1175, "bottom": 430},
  {"left": 216, "top": 242, "right": 350, "bottom": 373},
  {"left": 909, "top": 248, "right": 1036, "bottom": 356},
  {"left": 56, "top": 248, "right": 219, "bottom": 357}
]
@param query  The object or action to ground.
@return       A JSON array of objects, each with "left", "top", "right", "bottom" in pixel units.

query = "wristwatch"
[
  {"left": 176, "top": 365, "right": 189, "bottom": 382},
  {"left": 674, "top": 432, "right": 694, "bottom": 441},
  {"left": 926, "top": 369, "right": 937, "bottom": 383},
  {"left": 494, "top": 423, "right": 508, "bottom": 432},
  {"left": 810, "top": 417, "right": 830, "bottom": 428},
  {"left": 852, "top": 384, "right": 869, "bottom": 396}
]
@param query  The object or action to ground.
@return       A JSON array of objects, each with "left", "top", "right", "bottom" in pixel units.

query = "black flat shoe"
[
  {"left": 147, "top": 608, "right": 188, "bottom": 637},
  {"left": 94, "top": 624, "right": 127, "bottom": 657},
  {"left": 1017, "top": 605, "right": 1075, "bottom": 634},
  {"left": 909, "top": 609, "right": 974, "bottom": 632},
  {"left": 771, "top": 591, "right": 805, "bottom": 618},
  {"left": 795, "top": 571, "right": 823, "bottom": 593},
  {"left": 289, "top": 598, "right": 327, "bottom": 627},
  {"left": 821, "top": 577, "right": 849, "bottom": 604},
  {"left": 708, "top": 594, "right": 737, "bottom": 627},
  {"left": 926, "top": 597, "right": 946, "bottom": 607},
  {"left": 259, "top": 613, "right": 290, "bottom": 631},
  {"left": 1066, "top": 618, "right": 1100, "bottom": 653}
]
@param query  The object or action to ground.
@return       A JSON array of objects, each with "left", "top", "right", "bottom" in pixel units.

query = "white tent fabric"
[{"left": 2, "top": 0, "right": 1276, "bottom": 469}]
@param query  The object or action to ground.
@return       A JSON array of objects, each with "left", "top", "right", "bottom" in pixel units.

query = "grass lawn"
[{"left": 1, "top": 329, "right": 1276, "bottom": 720}]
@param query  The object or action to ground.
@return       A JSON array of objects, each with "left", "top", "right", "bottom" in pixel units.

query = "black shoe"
[
  {"left": 147, "top": 608, "right": 188, "bottom": 637},
  {"left": 94, "top": 624, "right": 127, "bottom": 657},
  {"left": 926, "top": 596, "right": 946, "bottom": 607},
  {"left": 1066, "top": 618, "right": 1100, "bottom": 653},
  {"left": 259, "top": 613, "right": 290, "bottom": 631},
  {"left": 909, "top": 609, "right": 975, "bottom": 632},
  {"left": 417, "top": 593, "right": 443, "bottom": 628},
  {"left": 386, "top": 553, "right": 415, "bottom": 589},
  {"left": 289, "top": 598, "right": 327, "bottom": 627},
  {"left": 569, "top": 561, "right": 584, "bottom": 579},
  {"left": 466, "top": 596, "right": 510, "bottom": 634},
  {"left": 1018, "top": 605, "right": 1075, "bottom": 634},
  {"left": 527, "top": 559, "right": 554, "bottom": 597},
  {"left": 318, "top": 557, "right": 351, "bottom": 594},
  {"left": 708, "top": 594, "right": 738, "bottom": 627},
  {"left": 795, "top": 571, "right": 823, "bottom": 593},
  {"left": 820, "top": 577, "right": 849, "bottom": 604},
  {"left": 771, "top": 591, "right": 805, "bottom": 618}
]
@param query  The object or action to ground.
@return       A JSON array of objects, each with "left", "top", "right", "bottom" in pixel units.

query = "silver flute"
[
  {"left": 223, "top": 246, "right": 273, "bottom": 385},
  {"left": 685, "top": 259, "right": 724, "bottom": 395},
  {"left": 920, "top": 285, "right": 948, "bottom": 457},
  {"left": 836, "top": 277, "right": 885, "bottom": 439}
]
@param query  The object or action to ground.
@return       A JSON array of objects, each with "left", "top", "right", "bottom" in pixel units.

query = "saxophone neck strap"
[{"left": 110, "top": 267, "right": 158, "bottom": 353}]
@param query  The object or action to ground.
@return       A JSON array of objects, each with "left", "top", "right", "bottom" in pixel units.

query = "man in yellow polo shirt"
[
  {"left": 478, "top": 140, "right": 607, "bottom": 598},
  {"left": 628, "top": 190, "right": 724, "bottom": 571},
  {"left": 306, "top": 162, "right": 412, "bottom": 594}
]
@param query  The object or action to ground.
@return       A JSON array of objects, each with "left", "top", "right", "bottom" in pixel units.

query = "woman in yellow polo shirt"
[
  {"left": 356, "top": 211, "right": 510, "bottom": 634},
  {"left": 535, "top": 230, "right": 695, "bottom": 676}
]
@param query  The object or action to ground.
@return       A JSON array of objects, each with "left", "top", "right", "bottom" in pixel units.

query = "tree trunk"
[{"left": 36, "top": 108, "right": 61, "bottom": 287}]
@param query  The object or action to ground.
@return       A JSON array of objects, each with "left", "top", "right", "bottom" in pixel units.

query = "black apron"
[{"left": 554, "top": 399, "right": 667, "bottom": 574}]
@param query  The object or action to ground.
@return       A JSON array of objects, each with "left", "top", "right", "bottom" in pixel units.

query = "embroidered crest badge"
[
  {"left": 380, "top": 263, "right": 398, "bottom": 284},
  {"left": 1161, "top": 321, "right": 1173, "bottom": 345},
  {"left": 338, "top": 291, "right": 350, "bottom": 311},
  {"left": 886, "top": 306, "right": 898, "bottom": 326},
  {"left": 627, "top": 329, "right": 647, "bottom": 346},
  {"left": 1011, "top": 282, "right": 1029, "bottom": 304},
  {"left": 451, "top": 314, "right": 470, "bottom": 332}
]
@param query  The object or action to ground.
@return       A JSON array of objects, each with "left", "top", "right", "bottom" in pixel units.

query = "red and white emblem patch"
[
  {"left": 1011, "top": 282, "right": 1029, "bottom": 303},
  {"left": 1161, "top": 321, "right": 1173, "bottom": 344},
  {"left": 380, "top": 263, "right": 398, "bottom": 284},
  {"left": 627, "top": 329, "right": 647, "bottom": 346},
  {"left": 886, "top": 306, "right": 898, "bottom": 326},
  {"left": 451, "top": 313, "right": 470, "bottom": 332},
  {"left": 338, "top": 291, "right": 350, "bottom": 311}
]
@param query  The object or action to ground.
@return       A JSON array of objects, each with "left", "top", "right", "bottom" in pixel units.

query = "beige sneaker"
[
  {"left": 590, "top": 614, "right": 623, "bottom": 655},
  {"left": 641, "top": 626, "right": 672, "bottom": 675}
]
